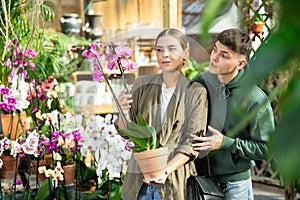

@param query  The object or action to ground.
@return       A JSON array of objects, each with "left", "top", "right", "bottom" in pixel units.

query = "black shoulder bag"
[{"left": 186, "top": 157, "right": 224, "bottom": 200}]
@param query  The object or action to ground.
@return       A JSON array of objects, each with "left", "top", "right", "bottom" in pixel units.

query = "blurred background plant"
[
  {"left": 66, "top": 113, "right": 132, "bottom": 199},
  {"left": 201, "top": 0, "right": 300, "bottom": 198},
  {"left": 184, "top": 58, "right": 209, "bottom": 80},
  {"left": 0, "top": 0, "right": 89, "bottom": 81}
]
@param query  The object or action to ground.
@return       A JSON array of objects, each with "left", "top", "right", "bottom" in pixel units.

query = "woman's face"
[{"left": 155, "top": 35, "right": 187, "bottom": 72}]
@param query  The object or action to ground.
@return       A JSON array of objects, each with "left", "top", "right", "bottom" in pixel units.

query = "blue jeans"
[
  {"left": 137, "top": 183, "right": 161, "bottom": 200},
  {"left": 223, "top": 178, "right": 254, "bottom": 200}
]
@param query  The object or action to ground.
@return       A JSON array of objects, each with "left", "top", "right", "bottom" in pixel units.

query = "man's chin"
[{"left": 208, "top": 66, "right": 218, "bottom": 74}]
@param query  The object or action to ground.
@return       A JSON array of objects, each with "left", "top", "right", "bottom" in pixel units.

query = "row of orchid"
[
  {"left": 0, "top": 110, "right": 133, "bottom": 185},
  {"left": 1, "top": 37, "right": 136, "bottom": 198}
]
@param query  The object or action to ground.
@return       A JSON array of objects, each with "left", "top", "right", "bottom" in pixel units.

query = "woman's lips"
[{"left": 162, "top": 60, "right": 171, "bottom": 65}]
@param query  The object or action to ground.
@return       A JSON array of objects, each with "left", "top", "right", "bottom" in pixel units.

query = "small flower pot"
[
  {"left": 63, "top": 163, "right": 75, "bottom": 186},
  {"left": 249, "top": 22, "right": 265, "bottom": 34},
  {"left": 32, "top": 154, "right": 53, "bottom": 180},
  {"left": 133, "top": 147, "right": 168, "bottom": 181},
  {"left": 0, "top": 155, "right": 19, "bottom": 178},
  {"left": 0, "top": 111, "right": 27, "bottom": 140}
]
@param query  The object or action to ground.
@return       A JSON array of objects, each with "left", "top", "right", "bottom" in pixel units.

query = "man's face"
[{"left": 209, "top": 41, "right": 246, "bottom": 83}]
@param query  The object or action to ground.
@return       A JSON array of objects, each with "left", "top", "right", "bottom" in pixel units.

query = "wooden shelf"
[{"left": 76, "top": 103, "right": 118, "bottom": 114}]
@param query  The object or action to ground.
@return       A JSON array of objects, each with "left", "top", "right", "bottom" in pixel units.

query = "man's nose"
[{"left": 211, "top": 52, "right": 219, "bottom": 62}]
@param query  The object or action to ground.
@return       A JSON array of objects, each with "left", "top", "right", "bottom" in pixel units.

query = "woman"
[{"left": 117, "top": 28, "right": 208, "bottom": 200}]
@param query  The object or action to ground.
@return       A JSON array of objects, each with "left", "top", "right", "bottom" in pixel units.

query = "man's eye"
[{"left": 222, "top": 54, "right": 229, "bottom": 59}]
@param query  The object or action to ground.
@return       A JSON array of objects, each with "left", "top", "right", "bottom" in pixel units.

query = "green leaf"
[
  {"left": 127, "top": 121, "right": 152, "bottom": 138},
  {"left": 35, "top": 179, "right": 51, "bottom": 200},
  {"left": 136, "top": 113, "right": 147, "bottom": 126},
  {"left": 118, "top": 128, "right": 150, "bottom": 149},
  {"left": 131, "top": 145, "right": 148, "bottom": 152},
  {"left": 201, "top": 0, "right": 233, "bottom": 45},
  {"left": 118, "top": 113, "right": 158, "bottom": 152},
  {"left": 76, "top": 159, "right": 97, "bottom": 187},
  {"left": 146, "top": 126, "right": 157, "bottom": 150}
]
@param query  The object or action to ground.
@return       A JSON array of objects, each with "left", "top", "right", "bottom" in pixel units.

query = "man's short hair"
[{"left": 217, "top": 28, "right": 252, "bottom": 56}]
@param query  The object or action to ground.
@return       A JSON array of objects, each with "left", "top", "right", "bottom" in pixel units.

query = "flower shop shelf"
[{"left": 77, "top": 104, "right": 118, "bottom": 114}]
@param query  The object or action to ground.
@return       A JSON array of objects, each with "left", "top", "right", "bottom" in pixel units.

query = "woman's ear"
[{"left": 183, "top": 48, "right": 189, "bottom": 60}]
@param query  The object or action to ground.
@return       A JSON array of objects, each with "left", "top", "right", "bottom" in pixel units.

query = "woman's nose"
[{"left": 163, "top": 50, "right": 170, "bottom": 57}]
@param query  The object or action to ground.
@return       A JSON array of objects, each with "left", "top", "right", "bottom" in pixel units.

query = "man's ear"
[{"left": 237, "top": 58, "right": 247, "bottom": 70}]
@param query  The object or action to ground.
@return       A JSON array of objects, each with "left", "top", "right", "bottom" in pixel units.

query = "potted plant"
[
  {"left": 0, "top": 137, "right": 21, "bottom": 178},
  {"left": 80, "top": 41, "right": 169, "bottom": 181},
  {"left": 34, "top": 125, "right": 83, "bottom": 199},
  {"left": 249, "top": 20, "right": 265, "bottom": 35},
  {"left": 241, "top": 1, "right": 270, "bottom": 35},
  {"left": 0, "top": 0, "right": 56, "bottom": 141},
  {"left": 69, "top": 113, "right": 131, "bottom": 199},
  {"left": 118, "top": 113, "right": 169, "bottom": 181}
]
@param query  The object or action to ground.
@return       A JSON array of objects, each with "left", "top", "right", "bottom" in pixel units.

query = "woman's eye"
[
  {"left": 156, "top": 48, "right": 163, "bottom": 52},
  {"left": 169, "top": 47, "right": 177, "bottom": 52}
]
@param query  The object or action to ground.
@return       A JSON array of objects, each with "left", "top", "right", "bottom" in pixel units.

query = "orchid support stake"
[
  {"left": 0, "top": 177, "right": 2, "bottom": 199},
  {"left": 12, "top": 154, "right": 19, "bottom": 199},
  {"left": 116, "top": 57, "right": 137, "bottom": 123},
  {"left": 112, "top": 45, "right": 137, "bottom": 123},
  {"left": 95, "top": 59, "right": 129, "bottom": 126}
]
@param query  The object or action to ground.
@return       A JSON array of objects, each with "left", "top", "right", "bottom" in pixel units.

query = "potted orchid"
[
  {"left": 34, "top": 111, "right": 84, "bottom": 200},
  {"left": 0, "top": 136, "right": 22, "bottom": 178},
  {"left": 81, "top": 41, "right": 168, "bottom": 182},
  {"left": 73, "top": 113, "right": 132, "bottom": 199},
  {"left": 81, "top": 41, "right": 160, "bottom": 152},
  {"left": 81, "top": 41, "right": 162, "bottom": 151},
  {"left": 0, "top": 38, "right": 36, "bottom": 140}
]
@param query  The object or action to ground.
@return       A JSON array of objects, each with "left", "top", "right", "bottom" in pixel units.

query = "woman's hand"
[
  {"left": 117, "top": 90, "right": 133, "bottom": 111},
  {"left": 143, "top": 169, "right": 168, "bottom": 184}
]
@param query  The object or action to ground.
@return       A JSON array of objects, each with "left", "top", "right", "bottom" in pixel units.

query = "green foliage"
[
  {"left": 238, "top": 0, "right": 300, "bottom": 180},
  {"left": 0, "top": 0, "right": 55, "bottom": 57},
  {"left": 118, "top": 113, "right": 159, "bottom": 152},
  {"left": 0, "top": 0, "right": 89, "bottom": 83},
  {"left": 76, "top": 158, "right": 97, "bottom": 188},
  {"left": 200, "top": 0, "right": 234, "bottom": 45},
  {"left": 82, "top": 168, "right": 123, "bottom": 200},
  {"left": 185, "top": 59, "right": 209, "bottom": 80},
  {"left": 35, "top": 177, "right": 70, "bottom": 200},
  {"left": 35, "top": 179, "right": 51, "bottom": 200},
  {"left": 200, "top": 0, "right": 300, "bottom": 181}
]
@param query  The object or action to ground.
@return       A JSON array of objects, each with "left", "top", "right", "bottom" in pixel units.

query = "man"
[{"left": 192, "top": 28, "right": 275, "bottom": 200}]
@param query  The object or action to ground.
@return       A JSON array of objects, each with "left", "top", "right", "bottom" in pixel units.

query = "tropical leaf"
[
  {"left": 118, "top": 113, "right": 158, "bottom": 152},
  {"left": 136, "top": 113, "right": 147, "bottom": 126},
  {"left": 118, "top": 127, "right": 150, "bottom": 149}
]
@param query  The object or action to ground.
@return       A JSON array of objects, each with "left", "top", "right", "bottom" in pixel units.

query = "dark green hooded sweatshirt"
[{"left": 193, "top": 68, "right": 275, "bottom": 183}]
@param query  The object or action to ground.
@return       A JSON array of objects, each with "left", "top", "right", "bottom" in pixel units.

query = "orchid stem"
[
  {"left": 96, "top": 59, "right": 128, "bottom": 126},
  {"left": 116, "top": 56, "right": 137, "bottom": 123}
]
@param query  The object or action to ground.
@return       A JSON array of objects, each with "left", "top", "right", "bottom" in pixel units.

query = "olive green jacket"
[{"left": 121, "top": 73, "right": 208, "bottom": 200}]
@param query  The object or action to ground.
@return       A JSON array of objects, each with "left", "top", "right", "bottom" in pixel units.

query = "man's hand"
[{"left": 192, "top": 126, "right": 224, "bottom": 151}]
